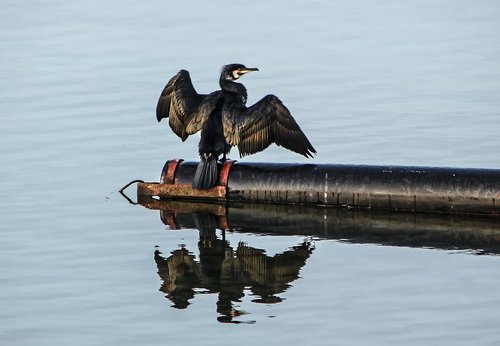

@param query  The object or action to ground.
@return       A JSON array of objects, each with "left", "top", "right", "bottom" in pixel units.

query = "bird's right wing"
[{"left": 156, "top": 70, "right": 219, "bottom": 141}]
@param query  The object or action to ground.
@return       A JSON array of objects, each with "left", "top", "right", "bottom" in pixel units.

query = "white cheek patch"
[{"left": 231, "top": 70, "right": 240, "bottom": 80}]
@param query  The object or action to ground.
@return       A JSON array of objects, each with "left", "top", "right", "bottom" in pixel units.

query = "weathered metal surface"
[
  {"left": 137, "top": 182, "right": 226, "bottom": 200},
  {"left": 137, "top": 160, "right": 500, "bottom": 216},
  {"left": 140, "top": 160, "right": 236, "bottom": 202},
  {"left": 219, "top": 160, "right": 235, "bottom": 186},
  {"left": 160, "top": 159, "right": 183, "bottom": 184}
]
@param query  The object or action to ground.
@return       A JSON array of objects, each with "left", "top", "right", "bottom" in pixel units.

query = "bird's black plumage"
[{"left": 156, "top": 63, "right": 317, "bottom": 189}]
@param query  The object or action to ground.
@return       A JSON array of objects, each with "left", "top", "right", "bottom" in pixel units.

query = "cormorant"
[{"left": 156, "top": 64, "right": 316, "bottom": 189}]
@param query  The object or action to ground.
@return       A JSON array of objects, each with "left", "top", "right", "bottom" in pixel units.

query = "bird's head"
[{"left": 221, "top": 64, "right": 259, "bottom": 81}]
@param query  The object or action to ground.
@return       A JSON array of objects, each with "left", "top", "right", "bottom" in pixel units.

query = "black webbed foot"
[{"left": 219, "top": 152, "right": 231, "bottom": 163}]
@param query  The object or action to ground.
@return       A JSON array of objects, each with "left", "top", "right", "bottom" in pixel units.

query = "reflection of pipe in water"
[
  {"left": 154, "top": 217, "right": 314, "bottom": 323},
  {"left": 140, "top": 197, "right": 500, "bottom": 255},
  {"left": 144, "top": 197, "right": 500, "bottom": 322}
]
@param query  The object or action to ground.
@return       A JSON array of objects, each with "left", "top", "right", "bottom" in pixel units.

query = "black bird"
[{"left": 156, "top": 64, "right": 316, "bottom": 189}]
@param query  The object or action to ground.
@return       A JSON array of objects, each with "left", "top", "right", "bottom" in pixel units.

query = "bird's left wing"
[
  {"left": 156, "top": 70, "right": 220, "bottom": 141},
  {"left": 222, "top": 95, "right": 316, "bottom": 158}
]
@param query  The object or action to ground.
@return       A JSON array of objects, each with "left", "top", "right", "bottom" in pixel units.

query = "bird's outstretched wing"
[
  {"left": 222, "top": 95, "right": 316, "bottom": 158},
  {"left": 156, "top": 70, "right": 220, "bottom": 141}
]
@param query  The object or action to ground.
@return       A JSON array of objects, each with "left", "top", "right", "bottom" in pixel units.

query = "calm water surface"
[{"left": 2, "top": 0, "right": 500, "bottom": 345}]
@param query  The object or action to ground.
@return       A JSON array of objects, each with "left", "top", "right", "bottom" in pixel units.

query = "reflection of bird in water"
[
  {"left": 156, "top": 64, "right": 316, "bottom": 189},
  {"left": 154, "top": 216, "right": 315, "bottom": 324},
  {"left": 155, "top": 247, "right": 198, "bottom": 309}
]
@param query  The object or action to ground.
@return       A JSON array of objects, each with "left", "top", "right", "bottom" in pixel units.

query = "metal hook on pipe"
[{"left": 119, "top": 179, "right": 144, "bottom": 205}]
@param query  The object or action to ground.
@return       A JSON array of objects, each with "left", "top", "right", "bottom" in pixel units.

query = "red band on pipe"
[
  {"left": 219, "top": 160, "right": 235, "bottom": 186},
  {"left": 161, "top": 159, "right": 184, "bottom": 184}
]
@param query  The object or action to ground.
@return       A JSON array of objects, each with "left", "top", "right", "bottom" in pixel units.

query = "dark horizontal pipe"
[{"left": 166, "top": 161, "right": 500, "bottom": 216}]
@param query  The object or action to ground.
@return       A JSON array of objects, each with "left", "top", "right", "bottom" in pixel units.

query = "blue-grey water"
[{"left": 2, "top": 0, "right": 500, "bottom": 345}]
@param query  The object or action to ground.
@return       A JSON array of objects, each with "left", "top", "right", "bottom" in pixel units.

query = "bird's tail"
[{"left": 192, "top": 155, "right": 218, "bottom": 189}]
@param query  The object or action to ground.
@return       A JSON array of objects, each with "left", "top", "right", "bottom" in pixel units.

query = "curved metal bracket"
[{"left": 119, "top": 179, "right": 145, "bottom": 205}]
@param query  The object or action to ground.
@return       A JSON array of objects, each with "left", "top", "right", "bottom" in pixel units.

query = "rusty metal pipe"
[{"left": 138, "top": 160, "right": 500, "bottom": 216}]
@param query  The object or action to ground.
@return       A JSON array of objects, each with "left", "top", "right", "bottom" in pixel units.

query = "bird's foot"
[{"left": 219, "top": 157, "right": 231, "bottom": 163}]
